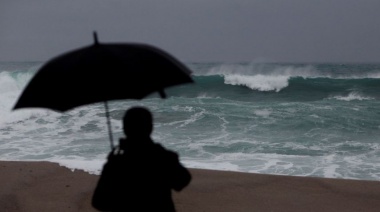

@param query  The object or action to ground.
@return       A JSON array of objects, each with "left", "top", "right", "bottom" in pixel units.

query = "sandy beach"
[{"left": 1, "top": 161, "right": 380, "bottom": 212}]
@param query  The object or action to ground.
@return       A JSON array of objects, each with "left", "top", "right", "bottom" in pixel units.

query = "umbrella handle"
[{"left": 104, "top": 101, "right": 114, "bottom": 149}]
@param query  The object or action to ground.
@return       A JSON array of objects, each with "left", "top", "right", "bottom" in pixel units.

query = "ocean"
[{"left": 1, "top": 61, "right": 380, "bottom": 181}]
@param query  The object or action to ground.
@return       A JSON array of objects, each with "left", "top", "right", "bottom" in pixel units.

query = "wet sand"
[{"left": 1, "top": 161, "right": 380, "bottom": 212}]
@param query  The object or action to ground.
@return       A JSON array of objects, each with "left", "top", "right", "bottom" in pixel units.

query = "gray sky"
[{"left": 1, "top": 0, "right": 380, "bottom": 63}]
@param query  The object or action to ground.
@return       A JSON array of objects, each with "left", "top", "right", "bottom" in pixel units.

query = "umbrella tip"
[{"left": 93, "top": 31, "right": 99, "bottom": 45}]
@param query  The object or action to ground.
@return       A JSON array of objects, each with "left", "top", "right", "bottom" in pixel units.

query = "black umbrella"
[{"left": 13, "top": 32, "right": 193, "bottom": 148}]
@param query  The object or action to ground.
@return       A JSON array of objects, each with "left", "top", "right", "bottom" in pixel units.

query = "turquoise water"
[{"left": 1, "top": 62, "right": 380, "bottom": 180}]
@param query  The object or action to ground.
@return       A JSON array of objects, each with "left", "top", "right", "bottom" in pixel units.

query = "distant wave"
[
  {"left": 224, "top": 74, "right": 289, "bottom": 92},
  {"left": 192, "top": 74, "right": 380, "bottom": 93},
  {"left": 329, "top": 92, "right": 374, "bottom": 101},
  {"left": 184, "top": 75, "right": 380, "bottom": 102},
  {"left": 190, "top": 63, "right": 380, "bottom": 94},
  {"left": 195, "top": 62, "right": 380, "bottom": 79}
]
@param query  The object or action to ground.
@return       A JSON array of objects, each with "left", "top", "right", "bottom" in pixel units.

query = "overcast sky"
[{"left": 1, "top": 0, "right": 380, "bottom": 63}]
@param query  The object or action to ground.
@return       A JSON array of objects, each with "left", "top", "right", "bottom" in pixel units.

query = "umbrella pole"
[{"left": 104, "top": 101, "right": 114, "bottom": 149}]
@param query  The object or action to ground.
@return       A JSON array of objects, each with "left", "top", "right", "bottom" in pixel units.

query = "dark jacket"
[{"left": 92, "top": 138, "right": 192, "bottom": 212}]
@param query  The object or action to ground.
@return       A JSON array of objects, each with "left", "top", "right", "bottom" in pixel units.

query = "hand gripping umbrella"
[{"left": 13, "top": 32, "right": 193, "bottom": 149}]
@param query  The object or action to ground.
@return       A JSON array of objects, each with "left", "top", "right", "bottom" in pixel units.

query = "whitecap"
[
  {"left": 224, "top": 74, "right": 289, "bottom": 92},
  {"left": 330, "top": 92, "right": 374, "bottom": 101}
]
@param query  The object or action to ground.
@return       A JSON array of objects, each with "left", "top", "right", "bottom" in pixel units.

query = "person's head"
[{"left": 123, "top": 107, "right": 153, "bottom": 138}]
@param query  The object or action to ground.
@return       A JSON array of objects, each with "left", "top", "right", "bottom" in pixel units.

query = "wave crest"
[
  {"left": 224, "top": 74, "right": 289, "bottom": 92},
  {"left": 329, "top": 92, "right": 374, "bottom": 101}
]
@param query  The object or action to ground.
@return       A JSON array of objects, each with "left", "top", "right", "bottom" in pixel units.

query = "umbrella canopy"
[
  {"left": 13, "top": 32, "right": 193, "bottom": 148},
  {"left": 13, "top": 33, "right": 193, "bottom": 112}
]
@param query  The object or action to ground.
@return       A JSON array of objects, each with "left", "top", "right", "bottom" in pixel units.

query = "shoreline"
[{"left": 1, "top": 161, "right": 380, "bottom": 211}]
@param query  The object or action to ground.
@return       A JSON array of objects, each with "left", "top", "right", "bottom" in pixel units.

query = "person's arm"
[
  {"left": 92, "top": 150, "right": 120, "bottom": 211},
  {"left": 170, "top": 153, "right": 192, "bottom": 191}
]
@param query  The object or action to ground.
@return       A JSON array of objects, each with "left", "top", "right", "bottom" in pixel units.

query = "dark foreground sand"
[{"left": 1, "top": 161, "right": 380, "bottom": 212}]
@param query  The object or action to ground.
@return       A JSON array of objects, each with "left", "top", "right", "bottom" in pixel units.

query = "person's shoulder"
[{"left": 153, "top": 143, "right": 179, "bottom": 159}]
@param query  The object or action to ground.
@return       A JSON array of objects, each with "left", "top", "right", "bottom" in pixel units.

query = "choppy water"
[{"left": 1, "top": 61, "right": 380, "bottom": 180}]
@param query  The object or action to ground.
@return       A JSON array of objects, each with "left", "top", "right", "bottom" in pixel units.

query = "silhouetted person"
[{"left": 92, "top": 107, "right": 192, "bottom": 212}]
